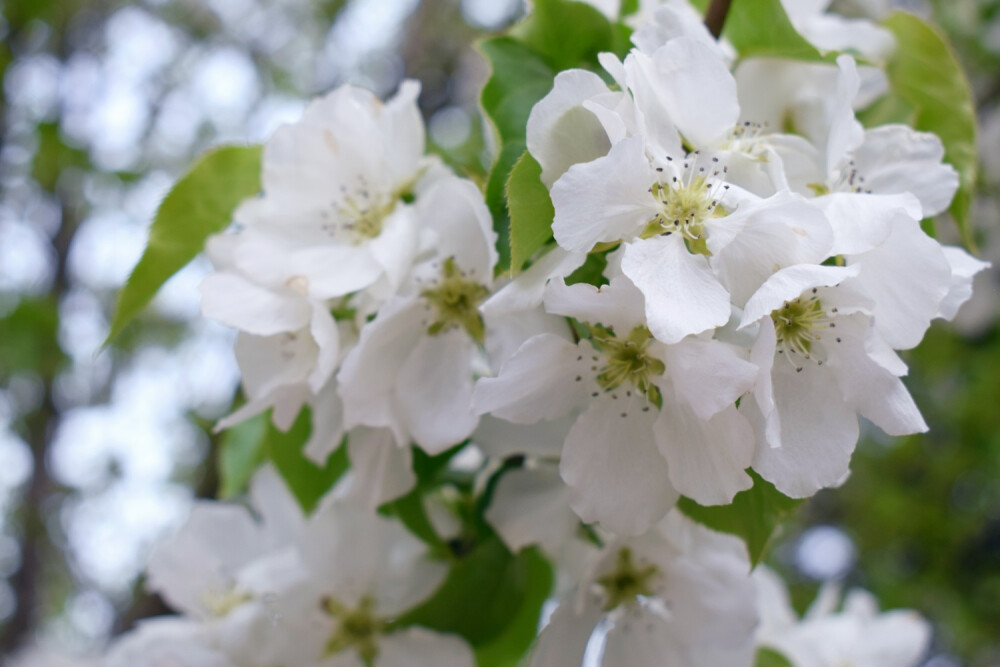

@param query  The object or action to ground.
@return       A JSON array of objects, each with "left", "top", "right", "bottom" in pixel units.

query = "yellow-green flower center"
[
  {"left": 772, "top": 296, "right": 829, "bottom": 360},
  {"left": 596, "top": 547, "right": 660, "bottom": 610},
  {"left": 323, "top": 595, "right": 385, "bottom": 665},
  {"left": 640, "top": 175, "right": 722, "bottom": 255},
  {"left": 591, "top": 326, "right": 665, "bottom": 406},
  {"left": 421, "top": 257, "right": 490, "bottom": 344}
]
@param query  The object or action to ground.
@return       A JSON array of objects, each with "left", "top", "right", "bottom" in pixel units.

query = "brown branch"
[{"left": 704, "top": 0, "right": 734, "bottom": 39}]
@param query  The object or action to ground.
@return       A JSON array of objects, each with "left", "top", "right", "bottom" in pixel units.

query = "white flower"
[
  {"left": 754, "top": 566, "right": 932, "bottom": 667},
  {"left": 273, "top": 502, "right": 473, "bottom": 667},
  {"left": 531, "top": 510, "right": 757, "bottom": 667},
  {"left": 738, "top": 264, "right": 927, "bottom": 497},
  {"left": 475, "top": 274, "right": 757, "bottom": 536},
  {"left": 232, "top": 80, "right": 437, "bottom": 302},
  {"left": 337, "top": 176, "right": 496, "bottom": 454},
  {"left": 145, "top": 466, "right": 305, "bottom": 620}
]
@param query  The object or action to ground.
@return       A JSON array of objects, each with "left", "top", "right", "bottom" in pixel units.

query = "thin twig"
[{"left": 704, "top": 0, "right": 734, "bottom": 39}]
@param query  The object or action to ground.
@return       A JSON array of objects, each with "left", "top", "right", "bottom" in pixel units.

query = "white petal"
[
  {"left": 561, "top": 395, "right": 677, "bottom": 536},
  {"left": 852, "top": 125, "right": 959, "bottom": 216},
  {"left": 753, "top": 362, "right": 859, "bottom": 498},
  {"left": 543, "top": 275, "right": 646, "bottom": 334},
  {"left": 828, "top": 315, "right": 927, "bottom": 436},
  {"left": 621, "top": 235, "right": 731, "bottom": 344},
  {"left": 845, "top": 213, "right": 951, "bottom": 350},
  {"left": 709, "top": 192, "right": 834, "bottom": 306},
  {"left": 647, "top": 38, "right": 740, "bottom": 148},
  {"left": 937, "top": 246, "right": 991, "bottom": 320},
  {"left": 661, "top": 337, "right": 757, "bottom": 420},
  {"left": 249, "top": 464, "right": 305, "bottom": 547},
  {"left": 472, "top": 415, "right": 572, "bottom": 459},
  {"left": 378, "top": 628, "right": 475, "bottom": 667},
  {"left": 231, "top": 231, "right": 386, "bottom": 300},
  {"left": 825, "top": 55, "right": 864, "bottom": 176},
  {"left": 233, "top": 330, "right": 316, "bottom": 401},
  {"left": 299, "top": 503, "right": 445, "bottom": 616},
  {"left": 307, "top": 304, "right": 340, "bottom": 392},
  {"left": 346, "top": 427, "right": 416, "bottom": 510},
  {"left": 146, "top": 504, "right": 261, "bottom": 617},
  {"left": 621, "top": 50, "right": 684, "bottom": 158},
  {"left": 482, "top": 246, "right": 586, "bottom": 316},
  {"left": 530, "top": 596, "right": 604, "bottom": 667},
  {"left": 744, "top": 318, "right": 781, "bottom": 449},
  {"left": 304, "top": 381, "right": 346, "bottom": 465},
  {"left": 656, "top": 402, "right": 754, "bottom": 505},
  {"left": 602, "top": 607, "right": 688, "bottom": 667},
  {"left": 417, "top": 176, "right": 497, "bottom": 282},
  {"left": 200, "top": 272, "right": 311, "bottom": 335},
  {"left": 485, "top": 465, "right": 578, "bottom": 553},
  {"left": 473, "top": 335, "right": 595, "bottom": 424},
  {"left": 337, "top": 298, "right": 427, "bottom": 444},
  {"left": 396, "top": 329, "right": 479, "bottom": 454},
  {"left": 551, "top": 136, "right": 658, "bottom": 253},
  {"left": 527, "top": 69, "right": 613, "bottom": 188},
  {"left": 380, "top": 79, "right": 426, "bottom": 189},
  {"left": 816, "top": 192, "right": 920, "bottom": 256},
  {"left": 366, "top": 205, "right": 420, "bottom": 296}
]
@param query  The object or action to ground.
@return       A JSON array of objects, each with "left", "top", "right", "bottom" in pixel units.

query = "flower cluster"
[{"left": 98, "top": 1, "right": 985, "bottom": 665}]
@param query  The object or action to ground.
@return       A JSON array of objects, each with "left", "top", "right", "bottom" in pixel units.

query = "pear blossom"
[
  {"left": 754, "top": 567, "right": 932, "bottom": 667},
  {"left": 145, "top": 466, "right": 305, "bottom": 620},
  {"left": 272, "top": 501, "right": 474, "bottom": 667},
  {"left": 738, "top": 264, "right": 927, "bottom": 497},
  {"left": 475, "top": 274, "right": 757, "bottom": 536},
  {"left": 337, "top": 176, "right": 496, "bottom": 453},
  {"left": 231, "top": 80, "right": 441, "bottom": 302},
  {"left": 531, "top": 510, "right": 757, "bottom": 667}
]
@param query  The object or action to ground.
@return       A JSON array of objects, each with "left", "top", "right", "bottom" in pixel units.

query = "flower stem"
[{"left": 704, "top": 0, "right": 734, "bottom": 38}]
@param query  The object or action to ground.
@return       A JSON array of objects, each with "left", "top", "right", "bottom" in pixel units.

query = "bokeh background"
[{"left": 0, "top": 0, "right": 997, "bottom": 664}]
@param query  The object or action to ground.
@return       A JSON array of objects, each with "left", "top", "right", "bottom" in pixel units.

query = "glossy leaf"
[
  {"left": 690, "top": 0, "right": 827, "bottom": 61},
  {"left": 394, "top": 538, "right": 553, "bottom": 665},
  {"left": 510, "top": 0, "right": 619, "bottom": 72},
  {"left": 105, "top": 144, "right": 262, "bottom": 344},
  {"left": 678, "top": 471, "right": 802, "bottom": 565},
  {"left": 507, "top": 151, "right": 555, "bottom": 274},
  {"left": 756, "top": 647, "right": 794, "bottom": 667},
  {"left": 265, "top": 408, "right": 349, "bottom": 514},
  {"left": 217, "top": 412, "right": 268, "bottom": 499},
  {"left": 882, "top": 12, "right": 978, "bottom": 248}
]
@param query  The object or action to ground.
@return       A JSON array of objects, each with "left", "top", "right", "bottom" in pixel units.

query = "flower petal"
[
  {"left": 561, "top": 395, "right": 677, "bottom": 536},
  {"left": 622, "top": 235, "right": 731, "bottom": 344}
]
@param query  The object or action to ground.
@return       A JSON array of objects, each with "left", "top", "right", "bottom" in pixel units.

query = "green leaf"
[
  {"left": 217, "top": 412, "right": 268, "bottom": 499},
  {"left": 479, "top": 38, "right": 555, "bottom": 146},
  {"left": 264, "top": 408, "right": 349, "bottom": 514},
  {"left": 473, "top": 548, "right": 553, "bottom": 667},
  {"left": 379, "top": 444, "right": 468, "bottom": 554},
  {"left": 394, "top": 539, "right": 553, "bottom": 664},
  {"left": 881, "top": 12, "right": 978, "bottom": 248},
  {"left": 510, "top": 0, "right": 620, "bottom": 71},
  {"left": 0, "top": 298, "right": 62, "bottom": 378},
  {"left": 105, "top": 145, "right": 262, "bottom": 344},
  {"left": 484, "top": 141, "right": 527, "bottom": 274},
  {"left": 678, "top": 471, "right": 802, "bottom": 565},
  {"left": 564, "top": 251, "right": 608, "bottom": 287},
  {"left": 857, "top": 92, "right": 916, "bottom": 128},
  {"left": 507, "top": 152, "right": 555, "bottom": 274},
  {"left": 32, "top": 123, "right": 90, "bottom": 190},
  {"left": 690, "top": 0, "right": 828, "bottom": 62},
  {"left": 756, "top": 647, "right": 794, "bottom": 667}
]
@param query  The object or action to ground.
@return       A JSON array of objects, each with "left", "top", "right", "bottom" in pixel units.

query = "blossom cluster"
[{"left": 97, "top": 1, "right": 984, "bottom": 665}]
